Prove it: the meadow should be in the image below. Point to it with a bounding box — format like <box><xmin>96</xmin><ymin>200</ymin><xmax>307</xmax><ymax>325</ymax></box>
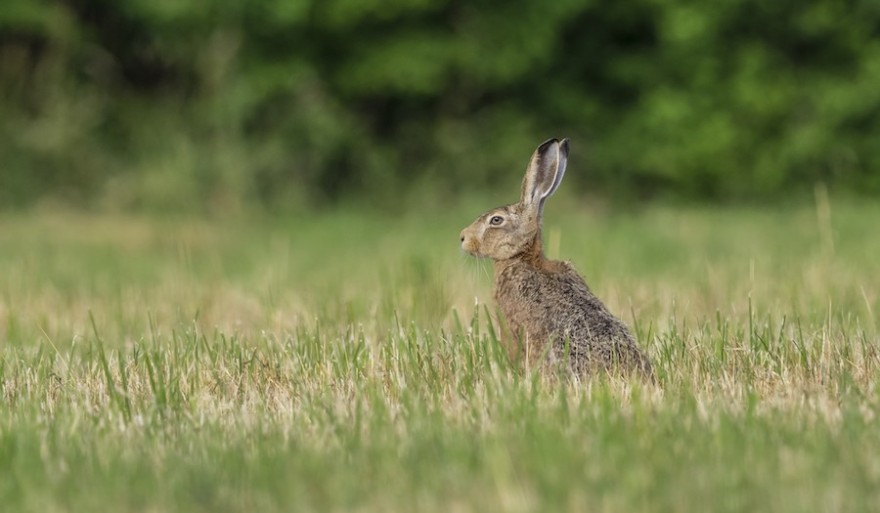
<box><xmin>1</xmin><ymin>196</ymin><xmax>879</xmax><ymax>512</ymax></box>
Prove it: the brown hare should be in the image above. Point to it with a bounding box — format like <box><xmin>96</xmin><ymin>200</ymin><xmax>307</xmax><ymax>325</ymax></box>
<box><xmin>460</xmin><ymin>138</ymin><xmax>653</xmax><ymax>378</ymax></box>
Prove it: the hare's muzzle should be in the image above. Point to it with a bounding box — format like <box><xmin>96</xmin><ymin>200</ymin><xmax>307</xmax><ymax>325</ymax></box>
<box><xmin>460</xmin><ymin>228</ymin><xmax>480</xmax><ymax>255</ymax></box>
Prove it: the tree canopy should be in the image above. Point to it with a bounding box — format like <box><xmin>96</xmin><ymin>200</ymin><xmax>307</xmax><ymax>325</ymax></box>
<box><xmin>2</xmin><ymin>0</ymin><xmax>878</xmax><ymax>209</ymax></box>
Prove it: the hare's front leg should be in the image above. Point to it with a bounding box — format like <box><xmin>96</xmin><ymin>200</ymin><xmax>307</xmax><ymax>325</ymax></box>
<box><xmin>494</xmin><ymin>312</ymin><xmax>526</xmax><ymax>369</ymax></box>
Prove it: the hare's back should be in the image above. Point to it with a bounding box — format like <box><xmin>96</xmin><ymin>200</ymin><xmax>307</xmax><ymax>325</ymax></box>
<box><xmin>544</xmin><ymin>267</ymin><xmax>630</xmax><ymax>341</ymax></box>
<box><xmin>497</xmin><ymin>260</ymin><xmax>651</xmax><ymax>375</ymax></box>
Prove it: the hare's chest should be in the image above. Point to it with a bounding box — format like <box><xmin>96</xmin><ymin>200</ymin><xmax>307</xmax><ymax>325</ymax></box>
<box><xmin>493</xmin><ymin>266</ymin><xmax>561</xmax><ymax>339</ymax></box>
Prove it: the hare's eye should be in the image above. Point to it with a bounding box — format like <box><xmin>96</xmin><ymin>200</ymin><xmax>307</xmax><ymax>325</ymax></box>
<box><xmin>489</xmin><ymin>215</ymin><xmax>504</xmax><ymax>226</ymax></box>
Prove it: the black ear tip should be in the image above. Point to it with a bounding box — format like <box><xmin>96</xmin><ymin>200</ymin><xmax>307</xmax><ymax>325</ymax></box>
<box><xmin>537</xmin><ymin>138</ymin><xmax>570</xmax><ymax>155</ymax></box>
<box><xmin>537</xmin><ymin>138</ymin><xmax>557</xmax><ymax>152</ymax></box>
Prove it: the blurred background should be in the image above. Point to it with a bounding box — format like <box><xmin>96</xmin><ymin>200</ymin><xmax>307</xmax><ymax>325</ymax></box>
<box><xmin>1</xmin><ymin>0</ymin><xmax>879</xmax><ymax>213</ymax></box>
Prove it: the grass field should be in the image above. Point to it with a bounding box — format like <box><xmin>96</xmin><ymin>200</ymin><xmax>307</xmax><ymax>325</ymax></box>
<box><xmin>1</xmin><ymin>196</ymin><xmax>879</xmax><ymax>512</ymax></box>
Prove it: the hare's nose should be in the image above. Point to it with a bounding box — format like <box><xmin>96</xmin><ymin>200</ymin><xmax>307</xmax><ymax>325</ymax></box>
<box><xmin>459</xmin><ymin>230</ymin><xmax>466</xmax><ymax>243</ymax></box>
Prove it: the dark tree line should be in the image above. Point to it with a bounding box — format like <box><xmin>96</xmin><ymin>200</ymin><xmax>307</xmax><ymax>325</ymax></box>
<box><xmin>2</xmin><ymin>0</ymin><xmax>879</xmax><ymax>209</ymax></box>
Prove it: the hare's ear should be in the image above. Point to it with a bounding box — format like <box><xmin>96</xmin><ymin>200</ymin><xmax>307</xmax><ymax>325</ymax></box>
<box><xmin>520</xmin><ymin>138</ymin><xmax>569</xmax><ymax>210</ymax></box>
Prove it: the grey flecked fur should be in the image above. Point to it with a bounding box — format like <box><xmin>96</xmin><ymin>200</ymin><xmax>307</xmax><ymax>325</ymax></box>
<box><xmin>460</xmin><ymin>138</ymin><xmax>653</xmax><ymax>378</ymax></box>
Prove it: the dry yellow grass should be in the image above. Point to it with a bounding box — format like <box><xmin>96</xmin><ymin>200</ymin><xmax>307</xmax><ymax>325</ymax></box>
<box><xmin>1</xmin><ymin>199</ymin><xmax>878</xmax><ymax>512</ymax></box>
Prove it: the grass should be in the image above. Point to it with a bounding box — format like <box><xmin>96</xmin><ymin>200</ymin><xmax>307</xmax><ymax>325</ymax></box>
<box><xmin>1</xmin><ymin>196</ymin><xmax>879</xmax><ymax>512</ymax></box>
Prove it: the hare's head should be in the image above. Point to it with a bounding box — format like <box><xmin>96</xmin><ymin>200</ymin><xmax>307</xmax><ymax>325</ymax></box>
<box><xmin>460</xmin><ymin>138</ymin><xmax>569</xmax><ymax>260</ymax></box>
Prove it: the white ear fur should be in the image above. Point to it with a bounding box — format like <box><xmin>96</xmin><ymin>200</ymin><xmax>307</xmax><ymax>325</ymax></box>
<box><xmin>521</xmin><ymin>138</ymin><xmax>569</xmax><ymax>209</ymax></box>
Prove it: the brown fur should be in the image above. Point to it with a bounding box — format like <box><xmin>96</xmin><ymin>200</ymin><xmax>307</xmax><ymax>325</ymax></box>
<box><xmin>460</xmin><ymin>139</ymin><xmax>653</xmax><ymax>378</ymax></box>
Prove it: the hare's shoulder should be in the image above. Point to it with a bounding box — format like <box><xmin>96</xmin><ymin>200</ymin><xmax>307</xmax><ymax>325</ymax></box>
<box><xmin>541</xmin><ymin>260</ymin><xmax>595</xmax><ymax>295</ymax></box>
<box><xmin>547</xmin><ymin>259</ymin><xmax>585</xmax><ymax>279</ymax></box>
<box><xmin>537</xmin><ymin>261</ymin><xmax>624</xmax><ymax>325</ymax></box>
<box><xmin>497</xmin><ymin>258</ymin><xmax>593</xmax><ymax>298</ymax></box>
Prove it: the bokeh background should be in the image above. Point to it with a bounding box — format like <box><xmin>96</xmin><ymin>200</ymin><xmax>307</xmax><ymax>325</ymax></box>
<box><xmin>2</xmin><ymin>0</ymin><xmax>879</xmax><ymax>212</ymax></box>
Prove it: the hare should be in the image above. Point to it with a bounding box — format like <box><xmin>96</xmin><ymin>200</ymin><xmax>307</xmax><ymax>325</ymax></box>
<box><xmin>460</xmin><ymin>138</ymin><xmax>653</xmax><ymax>378</ymax></box>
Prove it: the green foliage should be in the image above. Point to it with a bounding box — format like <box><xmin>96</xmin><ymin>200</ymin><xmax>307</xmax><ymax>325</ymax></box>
<box><xmin>1</xmin><ymin>0</ymin><xmax>879</xmax><ymax>210</ymax></box>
